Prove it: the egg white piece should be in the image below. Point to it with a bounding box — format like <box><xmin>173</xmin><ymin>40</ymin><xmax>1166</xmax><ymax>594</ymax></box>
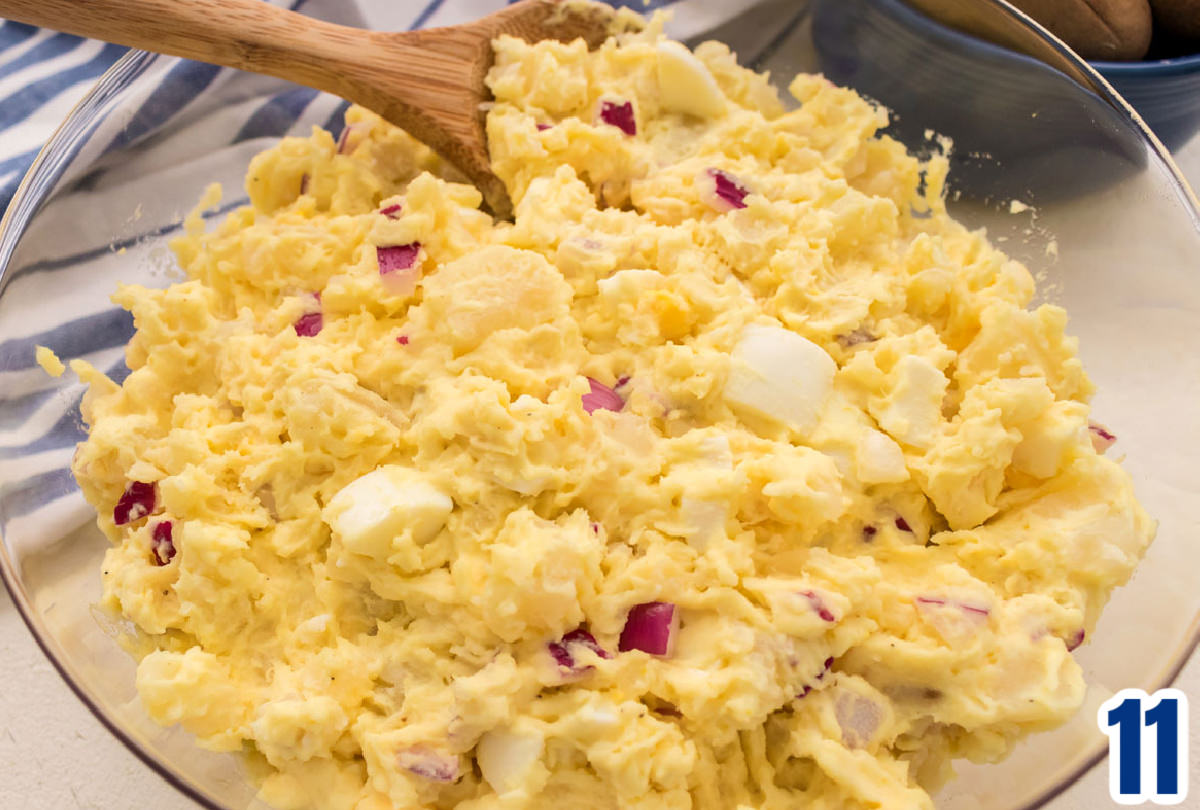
<box><xmin>724</xmin><ymin>324</ymin><xmax>836</xmax><ymax>433</ymax></box>
<box><xmin>323</xmin><ymin>465</ymin><xmax>452</xmax><ymax>560</ymax></box>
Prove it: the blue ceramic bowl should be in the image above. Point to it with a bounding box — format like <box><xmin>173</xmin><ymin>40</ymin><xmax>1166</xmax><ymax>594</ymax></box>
<box><xmin>808</xmin><ymin>0</ymin><xmax>1147</xmax><ymax>202</ymax></box>
<box><xmin>1092</xmin><ymin>54</ymin><xmax>1200</xmax><ymax>151</ymax></box>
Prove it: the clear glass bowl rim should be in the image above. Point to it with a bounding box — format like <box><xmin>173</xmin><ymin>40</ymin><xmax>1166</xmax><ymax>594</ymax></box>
<box><xmin>1</xmin><ymin>2</ymin><xmax>1198</xmax><ymax>809</ymax></box>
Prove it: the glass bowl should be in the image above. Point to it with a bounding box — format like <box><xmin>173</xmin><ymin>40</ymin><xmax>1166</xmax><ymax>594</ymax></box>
<box><xmin>2</xmin><ymin>2</ymin><xmax>1199</xmax><ymax>809</ymax></box>
<box><xmin>1091</xmin><ymin>53</ymin><xmax>1200</xmax><ymax>152</ymax></box>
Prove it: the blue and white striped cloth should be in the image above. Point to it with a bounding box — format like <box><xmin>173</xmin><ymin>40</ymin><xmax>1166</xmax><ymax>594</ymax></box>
<box><xmin>0</xmin><ymin>0</ymin><xmax>365</xmax><ymax>216</ymax></box>
<box><xmin>0</xmin><ymin>0</ymin><xmax>770</xmax><ymax>217</ymax></box>
<box><xmin>0</xmin><ymin>0</ymin><xmax>784</xmax><ymax>533</ymax></box>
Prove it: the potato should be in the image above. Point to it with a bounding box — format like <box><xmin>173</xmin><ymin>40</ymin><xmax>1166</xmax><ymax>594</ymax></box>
<box><xmin>1008</xmin><ymin>0</ymin><xmax>1153</xmax><ymax>60</ymax></box>
<box><xmin>1150</xmin><ymin>0</ymin><xmax>1200</xmax><ymax>40</ymax></box>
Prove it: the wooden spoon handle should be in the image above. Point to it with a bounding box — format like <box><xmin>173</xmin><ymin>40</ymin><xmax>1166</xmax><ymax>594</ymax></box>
<box><xmin>0</xmin><ymin>0</ymin><xmax>367</xmax><ymax>101</ymax></box>
<box><xmin>0</xmin><ymin>0</ymin><xmax>623</xmax><ymax>217</ymax></box>
<box><xmin>0</xmin><ymin>0</ymin><xmax>513</xmax><ymax>209</ymax></box>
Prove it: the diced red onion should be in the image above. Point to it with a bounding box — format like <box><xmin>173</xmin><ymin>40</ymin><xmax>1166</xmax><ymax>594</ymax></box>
<box><xmin>599</xmin><ymin>100</ymin><xmax>636</xmax><ymax>136</ymax></box>
<box><xmin>916</xmin><ymin>596</ymin><xmax>990</xmax><ymax>621</ymax></box>
<box><xmin>377</xmin><ymin>243</ymin><xmax>422</xmax><ymax>295</ymax></box>
<box><xmin>704</xmin><ymin>168</ymin><xmax>749</xmax><ymax>211</ymax></box>
<box><xmin>336</xmin><ymin>122</ymin><xmax>367</xmax><ymax>155</ymax></box>
<box><xmin>1088</xmin><ymin>421</ymin><xmax>1116</xmax><ymax>454</ymax></box>
<box><xmin>549</xmin><ymin>627</ymin><xmax>612</xmax><ymax>673</ymax></box>
<box><xmin>801</xmin><ymin>590</ymin><xmax>836</xmax><ymax>622</ymax></box>
<box><xmin>894</xmin><ymin>516</ymin><xmax>912</xmax><ymax>532</ymax></box>
<box><xmin>536</xmin><ymin>123</ymin><xmax>553</xmax><ymax>132</ymax></box>
<box><xmin>293</xmin><ymin>311</ymin><xmax>323</xmax><ymax>337</ymax></box>
<box><xmin>548</xmin><ymin>642</ymin><xmax>574</xmax><ymax>670</ymax></box>
<box><xmin>1066</xmin><ymin>628</ymin><xmax>1086</xmax><ymax>652</ymax></box>
<box><xmin>582</xmin><ymin>377</ymin><xmax>624</xmax><ymax>414</ymax></box>
<box><xmin>396</xmin><ymin>335</ymin><xmax>410</xmax><ymax>345</ymax></box>
<box><xmin>618</xmin><ymin>602</ymin><xmax>678</xmax><ymax>656</ymax></box>
<box><xmin>379</xmin><ymin>203</ymin><xmax>402</xmax><ymax>219</ymax></box>
<box><xmin>114</xmin><ymin>481</ymin><xmax>157</xmax><ymax>525</ymax></box>
<box><xmin>565</xmin><ymin>627</ymin><xmax>611</xmax><ymax>658</ymax></box>
<box><xmin>293</xmin><ymin>291</ymin><xmax>323</xmax><ymax>337</ymax></box>
<box><xmin>396</xmin><ymin>747</ymin><xmax>459</xmax><ymax>783</ymax></box>
<box><xmin>378</xmin><ymin>243</ymin><xmax>420</xmax><ymax>273</ymax></box>
<box><xmin>797</xmin><ymin>656</ymin><xmax>835</xmax><ymax>699</ymax></box>
<box><xmin>862</xmin><ymin>525</ymin><xmax>878</xmax><ymax>540</ymax></box>
<box><xmin>151</xmin><ymin>520</ymin><xmax>176</xmax><ymax>566</ymax></box>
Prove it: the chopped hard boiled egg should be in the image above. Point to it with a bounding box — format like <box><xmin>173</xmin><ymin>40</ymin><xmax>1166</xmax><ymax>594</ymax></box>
<box><xmin>724</xmin><ymin>323</ymin><xmax>836</xmax><ymax>433</ymax></box>
<box><xmin>322</xmin><ymin>465</ymin><xmax>452</xmax><ymax>560</ymax></box>
<box><xmin>856</xmin><ymin>429</ymin><xmax>910</xmax><ymax>484</ymax></box>
<box><xmin>476</xmin><ymin>726</ymin><xmax>546</xmax><ymax>796</ymax></box>
<box><xmin>656</xmin><ymin>40</ymin><xmax>727</xmax><ymax>118</ymax></box>
<box><xmin>870</xmin><ymin>354</ymin><xmax>948</xmax><ymax>448</ymax></box>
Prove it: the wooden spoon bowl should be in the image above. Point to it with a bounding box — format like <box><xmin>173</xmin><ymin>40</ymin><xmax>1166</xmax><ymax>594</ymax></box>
<box><xmin>0</xmin><ymin>0</ymin><xmax>631</xmax><ymax>217</ymax></box>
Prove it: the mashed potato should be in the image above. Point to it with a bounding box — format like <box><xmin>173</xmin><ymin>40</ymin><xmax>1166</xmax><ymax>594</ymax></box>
<box><xmin>68</xmin><ymin>15</ymin><xmax>1153</xmax><ymax>810</ymax></box>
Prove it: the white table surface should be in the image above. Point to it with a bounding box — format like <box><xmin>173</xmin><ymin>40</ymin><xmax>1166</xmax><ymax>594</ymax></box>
<box><xmin>3</xmin><ymin>3</ymin><xmax>1200</xmax><ymax>803</ymax></box>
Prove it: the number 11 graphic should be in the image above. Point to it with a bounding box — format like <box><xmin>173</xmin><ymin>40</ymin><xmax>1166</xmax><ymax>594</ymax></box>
<box><xmin>1099</xmin><ymin>688</ymin><xmax>1189</xmax><ymax>805</ymax></box>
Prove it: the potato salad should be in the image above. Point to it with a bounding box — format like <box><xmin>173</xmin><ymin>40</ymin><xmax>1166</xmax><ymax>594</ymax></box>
<box><xmin>62</xmin><ymin>13</ymin><xmax>1154</xmax><ymax>810</ymax></box>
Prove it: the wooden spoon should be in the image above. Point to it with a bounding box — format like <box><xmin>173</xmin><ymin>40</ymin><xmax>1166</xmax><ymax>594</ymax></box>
<box><xmin>0</xmin><ymin>0</ymin><xmax>628</xmax><ymax>218</ymax></box>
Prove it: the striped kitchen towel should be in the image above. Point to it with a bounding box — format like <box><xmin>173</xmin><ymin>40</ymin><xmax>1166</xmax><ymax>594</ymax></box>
<box><xmin>0</xmin><ymin>0</ymin><xmax>793</xmax><ymax>217</ymax></box>
<box><xmin>0</xmin><ymin>0</ymin><xmax>373</xmax><ymax>217</ymax></box>
<box><xmin>0</xmin><ymin>0</ymin><xmax>788</xmax><ymax>536</ymax></box>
